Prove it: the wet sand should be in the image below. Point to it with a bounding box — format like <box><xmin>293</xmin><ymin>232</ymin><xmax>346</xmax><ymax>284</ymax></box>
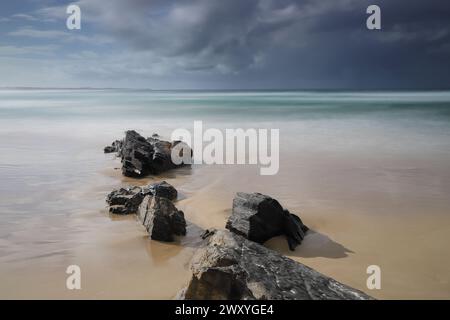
<box><xmin>3</xmin><ymin>148</ymin><xmax>450</xmax><ymax>299</ymax></box>
<box><xmin>175</xmin><ymin>158</ymin><xmax>450</xmax><ymax>300</ymax></box>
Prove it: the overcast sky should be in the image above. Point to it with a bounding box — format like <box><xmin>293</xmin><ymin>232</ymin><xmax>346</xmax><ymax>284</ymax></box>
<box><xmin>0</xmin><ymin>0</ymin><xmax>449</xmax><ymax>89</ymax></box>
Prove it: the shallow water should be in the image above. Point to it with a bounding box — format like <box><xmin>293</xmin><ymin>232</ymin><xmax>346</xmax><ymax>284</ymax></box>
<box><xmin>1</xmin><ymin>89</ymin><xmax>450</xmax><ymax>299</ymax></box>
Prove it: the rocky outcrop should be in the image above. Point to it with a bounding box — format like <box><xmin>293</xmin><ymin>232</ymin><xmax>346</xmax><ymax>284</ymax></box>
<box><xmin>120</xmin><ymin>130</ymin><xmax>157</xmax><ymax>177</ymax></box>
<box><xmin>106</xmin><ymin>181</ymin><xmax>177</xmax><ymax>214</ymax></box>
<box><xmin>226</xmin><ymin>192</ymin><xmax>308</xmax><ymax>251</ymax></box>
<box><xmin>138</xmin><ymin>196</ymin><xmax>186</xmax><ymax>242</ymax></box>
<box><xmin>106</xmin><ymin>181</ymin><xmax>186</xmax><ymax>241</ymax></box>
<box><xmin>104</xmin><ymin>130</ymin><xmax>191</xmax><ymax>177</ymax></box>
<box><xmin>180</xmin><ymin>230</ymin><xmax>373</xmax><ymax>300</ymax></box>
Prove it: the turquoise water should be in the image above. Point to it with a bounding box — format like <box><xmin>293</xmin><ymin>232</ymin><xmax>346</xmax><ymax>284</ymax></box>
<box><xmin>1</xmin><ymin>89</ymin><xmax>450</xmax><ymax>122</ymax></box>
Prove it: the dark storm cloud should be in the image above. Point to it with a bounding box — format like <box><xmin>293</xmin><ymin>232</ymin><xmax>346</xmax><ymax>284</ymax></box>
<box><xmin>30</xmin><ymin>0</ymin><xmax>450</xmax><ymax>88</ymax></box>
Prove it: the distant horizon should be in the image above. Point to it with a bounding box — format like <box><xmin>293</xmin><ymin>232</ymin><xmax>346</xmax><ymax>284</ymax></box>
<box><xmin>1</xmin><ymin>86</ymin><xmax>450</xmax><ymax>92</ymax></box>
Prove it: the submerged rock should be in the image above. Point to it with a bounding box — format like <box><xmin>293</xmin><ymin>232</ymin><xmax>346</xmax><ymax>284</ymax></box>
<box><xmin>105</xmin><ymin>130</ymin><xmax>191</xmax><ymax>177</ymax></box>
<box><xmin>181</xmin><ymin>230</ymin><xmax>373</xmax><ymax>300</ymax></box>
<box><xmin>138</xmin><ymin>195</ymin><xmax>186</xmax><ymax>242</ymax></box>
<box><xmin>106</xmin><ymin>181</ymin><xmax>178</xmax><ymax>214</ymax></box>
<box><xmin>226</xmin><ymin>192</ymin><xmax>308</xmax><ymax>251</ymax></box>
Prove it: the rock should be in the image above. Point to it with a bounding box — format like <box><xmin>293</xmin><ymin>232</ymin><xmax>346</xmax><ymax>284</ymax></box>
<box><xmin>142</xmin><ymin>181</ymin><xmax>177</xmax><ymax>201</ymax></box>
<box><xmin>105</xmin><ymin>130</ymin><xmax>191</xmax><ymax>177</ymax></box>
<box><xmin>181</xmin><ymin>230</ymin><xmax>373</xmax><ymax>300</ymax></box>
<box><xmin>226</xmin><ymin>192</ymin><xmax>308</xmax><ymax>251</ymax></box>
<box><xmin>200</xmin><ymin>228</ymin><xmax>217</xmax><ymax>240</ymax></box>
<box><xmin>120</xmin><ymin>130</ymin><xmax>156</xmax><ymax>177</ymax></box>
<box><xmin>106</xmin><ymin>186</ymin><xmax>149</xmax><ymax>215</ymax></box>
<box><xmin>106</xmin><ymin>181</ymin><xmax>179</xmax><ymax>215</ymax></box>
<box><xmin>104</xmin><ymin>146</ymin><xmax>116</xmax><ymax>153</ymax></box>
<box><xmin>104</xmin><ymin>140</ymin><xmax>122</xmax><ymax>154</ymax></box>
<box><xmin>138</xmin><ymin>196</ymin><xmax>186</xmax><ymax>242</ymax></box>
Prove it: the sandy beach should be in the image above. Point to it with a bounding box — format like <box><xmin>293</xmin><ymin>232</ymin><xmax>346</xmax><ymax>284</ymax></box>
<box><xmin>2</xmin><ymin>143</ymin><xmax>450</xmax><ymax>299</ymax></box>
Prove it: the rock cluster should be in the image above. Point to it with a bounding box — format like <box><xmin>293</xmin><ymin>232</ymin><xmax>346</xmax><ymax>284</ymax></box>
<box><xmin>226</xmin><ymin>192</ymin><xmax>308</xmax><ymax>251</ymax></box>
<box><xmin>106</xmin><ymin>180</ymin><xmax>178</xmax><ymax>215</ymax></box>
<box><xmin>106</xmin><ymin>181</ymin><xmax>186</xmax><ymax>242</ymax></box>
<box><xmin>104</xmin><ymin>130</ymin><xmax>191</xmax><ymax>177</ymax></box>
<box><xmin>103</xmin><ymin>134</ymin><xmax>372</xmax><ymax>300</ymax></box>
<box><xmin>180</xmin><ymin>230</ymin><xmax>373</xmax><ymax>300</ymax></box>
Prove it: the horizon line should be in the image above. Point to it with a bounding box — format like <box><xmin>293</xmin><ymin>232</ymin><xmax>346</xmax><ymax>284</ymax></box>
<box><xmin>1</xmin><ymin>86</ymin><xmax>450</xmax><ymax>92</ymax></box>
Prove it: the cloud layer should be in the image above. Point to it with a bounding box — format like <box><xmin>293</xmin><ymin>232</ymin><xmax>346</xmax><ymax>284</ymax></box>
<box><xmin>1</xmin><ymin>0</ymin><xmax>450</xmax><ymax>89</ymax></box>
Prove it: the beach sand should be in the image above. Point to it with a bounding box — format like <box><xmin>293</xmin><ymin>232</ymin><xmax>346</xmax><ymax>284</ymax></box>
<box><xmin>1</xmin><ymin>150</ymin><xmax>450</xmax><ymax>299</ymax></box>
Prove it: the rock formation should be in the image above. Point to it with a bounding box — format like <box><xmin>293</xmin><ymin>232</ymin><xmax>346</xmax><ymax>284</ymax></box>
<box><xmin>104</xmin><ymin>130</ymin><xmax>191</xmax><ymax>177</ymax></box>
<box><xmin>106</xmin><ymin>181</ymin><xmax>177</xmax><ymax>214</ymax></box>
<box><xmin>106</xmin><ymin>186</ymin><xmax>148</xmax><ymax>215</ymax></box>
<box><xmin>103</xmin><ymin>140</ymin><xmax>122</xmax><ymax>154</ymax></box>
<box><xmin>138</xmin><ymin>195</ymin><xmax>186</xmax><ymax>242</ymax></box>
<box><xmin>142</xmin><ymin>180</ymin><xmax>178</xmax><ymax>201</ymax></box>
<box><xmin>104</xmin><ymin>133</ymin><xmax>371</xmax><ymax>300</ymax></box>
<box><xmin>226</xmin><ymin>192</ymin><xmax>308</xmax><ymax>251</ymax></box>
<box><xmin>106</xmin><ymin>181</ymin><xmax>186</xmax><ymax>241</ymax></box>
<box><xmin>180</xmin><ymin>230</ymin><xmax>373</xmax><ymax>300</ymax></box>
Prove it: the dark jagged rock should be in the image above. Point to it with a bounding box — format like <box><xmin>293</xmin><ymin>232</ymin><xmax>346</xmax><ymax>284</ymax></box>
<box><xmin>104</xmin><ymin>146</ymin><xmax>115</xmax><ymax>153</ymax></box>
<box><xmin>180</xmin><ymin>230</ymin><xmax>373</xmax><ymax>300</ymax></box>
<box><xmin>106</xmin><ymin>186</ymin><xmax>150</xmax><ymax>215</ymax></box>
<box><xmin>148</xmin><ymin>138</ymin><xmax>173</xmax><ymax>173</ymax></box>
<box><xmin>138</xmin><ymin>195</ymin><xmax>186</xmax><ymax>242</ymax></box>
<box><xmin>142</xmin><ymin>181</ymin><xmax>178</xmax><ymax>201</ymax></box>
<box><xmin>104</xmin><ymin>130</ymin><xmax>191</xmax><ymax>177</ymax></box>
<box><xmin>200</xmin><ymin>228</ymin><xmax>217</xmax><ymax>240</ymax></box>
<box><xmin>106</xmin><ymin>181</ymin><xmax>178</xmax><ymax>214</ymax></box>
<box><xmin>226</xmin><ymin>192</ymin><xmax>308</xmax><ymax>251</ymax></box>
<box><xmin>104</xmin><ymin>140</ymin><xmax>122</xmax><ymax>154</ymax></box>
<box><xmin>120</xmin><ymin>130</ymin><xmax>155</xmax><ymax>177</ymax></box>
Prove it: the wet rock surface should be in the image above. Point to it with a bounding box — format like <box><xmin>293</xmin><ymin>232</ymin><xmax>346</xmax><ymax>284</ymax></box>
<box><xmin>104</xmin><ymin>140</ymin><xmax>122</xmax><ymax>154</ymax></box>
<box><xmin>138</xmin><ymin>195</ymin><xmax>186</xmax><ymax>242</ymax></box>
<box><xmin>104</xmin><ymin>130</ymin><xmax>190</xmax><ymax>178</ymax></box>
<box><xmin>142</xmin><ymin>180</ymin><xmax>178</xmax><ymax>201</ymax></box>
<box><xmin>106</xmin><ymin>186</ymin><xmax>149</xmax><ymax>215</ymax></box>
<box><xmin>200</xmin><ymin>228</ymin><xmax>217</xmax><ymax>240</ymax></box>
<box><xmin>180</xmin><ymin>230</ymin><xmax>373</xmax><ymax>300</ymax></box>
<box><xmin>226</xmin><ymin>192</ymin><xmax>309</xmax><ymax>251</ymax></box>
<box><xmin>106</xmin><ymin>181</ymin><xmax>186</xmax><ymax>241</ymax></box>
<box><xmin>106</xmin><ymin>181</ymin><xmax>177</xmax><ymax>214</ymax></box>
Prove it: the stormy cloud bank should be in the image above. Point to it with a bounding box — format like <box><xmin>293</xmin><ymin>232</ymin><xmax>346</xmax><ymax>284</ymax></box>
<box><xmin>1</xmin><ymin>0</ymin><xmax>449</xmax><ymax>89</ymax></box>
